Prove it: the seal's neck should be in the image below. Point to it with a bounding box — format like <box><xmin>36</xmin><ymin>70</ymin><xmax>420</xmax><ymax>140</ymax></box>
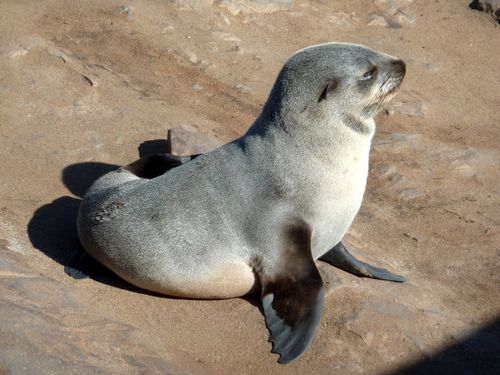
<box><xmin>246</xmin><ymin>106</ymin><xmax>375</xmax><ymax>149</ymax></box>
<box><xmin>339</xmin><ymin>111</ymin><xmax>376</xmax><ymax>137</ymax></box>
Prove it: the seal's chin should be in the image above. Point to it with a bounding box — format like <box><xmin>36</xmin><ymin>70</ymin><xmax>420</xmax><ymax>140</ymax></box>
<box><xmin>363</xmin><ymin>74</ymin><xmax>404</xmax><ymax>117</ymax></box>
<box><xmin>378</xmin><ymin>74</ymin><xmax>404</xmax><ymax>101</ymax></box>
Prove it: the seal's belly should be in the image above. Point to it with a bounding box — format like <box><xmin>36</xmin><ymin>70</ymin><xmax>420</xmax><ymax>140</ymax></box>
<box><xmin>118</xmin><ymin>260</ymin><xmax>258</xmax><ymax>300</ymax></box>
<box><xmin>192</xmin><ymin>262</ymin><xmax>258</xmax><ymax>298</ymax></box>
<box><xmin>148</xmin><ymin>262</ymin><xmax>258</xmax><ymax>299</ymax></box>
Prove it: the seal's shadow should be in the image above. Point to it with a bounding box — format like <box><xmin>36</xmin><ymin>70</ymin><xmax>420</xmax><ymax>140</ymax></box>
<box><xmin>27</xmin><ymin>162</ymin><xmax>137</xmax><ymax>290</ymax></box>
<box><xmin>27</xmin><ymin>139</ymin><xmax>174</xmax><ymax>295</ymax></box>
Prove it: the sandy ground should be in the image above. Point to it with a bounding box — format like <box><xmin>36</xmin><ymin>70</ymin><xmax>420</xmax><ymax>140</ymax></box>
<box><xmin>0</xmin><ymin>1</ymin><xmax>499</xmax><ymax>374</ymax></box>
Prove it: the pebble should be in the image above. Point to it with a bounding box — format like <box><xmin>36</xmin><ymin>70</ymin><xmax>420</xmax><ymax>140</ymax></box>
<box><xmin>172</xmin><ymin>0</ymin><xmax>214</xmax><ymax>11</ymax></box>
<box><xmin>368</xmin><ymin>14</ymin><xmax>390</xmax><ymax>27</ymax></box>
<box><xmin>211</xmin><ymin>30</ymin><xmax>241</xmax><ymax>43</ymax></box>
<box><xmin>8</xmin><ymin>47</ymin><xmax>29</xmax><ymax>58</ymax></box>
<box><xmin>234</xmin><ymin>83</ymin><xmax>254</xmax><ymax>95</ymax></box>
<box><xmin>469</xmin><ymin>0</ymin><xmax>500</xmax><ymax>24</ymax></box>
<box><xmin>115</xmin><ymin>5</ymin><xmax>135</xmax><ymax>20</ymax></box>
<box><xmin>47</xmin><ymin>46</ymin><xmax>71</xmax><ymax>63</ymax></box>
<box><xmin>374</xmin><ymin>0</ymin><xmax>413</xmax><ymax>15</ymax></box>
<box><xmin>387</xmin><ymin>99</ymin><xmax>426</xmax><ymax>117</ymax></box>
<box><xmin>373</xmin><ymin>164</ymin><xmax>397</xmax><ymax>178</ymax></box>
<box><xmin>328</xmin><ymin>12</ymin><xmax>355</xmax><ymax>27</ymax></box>
<box><xmin>397</xmin><ymin>189</ymin><xmax>424</xmax><ymax>200</ymax></box>
<box><xmin>6</xmin><ymin>37</ymin><xmax>71</xmax><ymax>62</ymax></box>
<box><xmin>218</xmin><ymin>0</ymin><xmax>294</xmax><ymax>15</ymax></box>
<box><xmin>451</xmin><ymin>160</ymin><xmax>477</xmax><ymax>178</ymax></box>
<box><xmin>64</xmin><ymin>266</ymin><xmax>88</xmax><ymax>279</ymax></box>
<box><xmin>389</xmin><ymin>173</ymin><xmax>409</xmax><ymax>187</ymax></box>
<box><xmin>185</xmin><ymin>50</ymin><xmax>200</xmax><ymax>65</ymax></box>
<box><xmin>370</xmin><ymin>0</ymin><xmax>416</xmax><ymax>28</ymax></box>
<box><xmin>392</xmin><ymin>9</ymin><xmax>416</xmax><ymax>26</ymax></box>
<box><xmin>162</xmin><ymin>24</ymin><xmax>175</xmax><ymax>33</ymax></box>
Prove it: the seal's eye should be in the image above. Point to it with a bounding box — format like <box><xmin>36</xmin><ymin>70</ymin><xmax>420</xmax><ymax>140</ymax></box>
<box><xmin>361</xmin><ymin>66</ymin><xmax>377</xmax><ymax>81</ymax></box>
<box><xmin>318</xmin><ymin>80</ymin><xmax>338</xmax><ymax>103</ymax></box>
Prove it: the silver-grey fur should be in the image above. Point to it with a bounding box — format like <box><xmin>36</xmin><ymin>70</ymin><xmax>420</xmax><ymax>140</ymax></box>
<box><xmin>77</xmin><ymin>42</ymin><xmax>406</xmax><ymax>362</ymax></box>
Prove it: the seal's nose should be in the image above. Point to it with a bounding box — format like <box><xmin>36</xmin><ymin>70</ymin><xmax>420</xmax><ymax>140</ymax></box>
<box><xmin>391</xmin><ymin>59</ymin><xmax>406</xmax><ymax>77</ymax></box>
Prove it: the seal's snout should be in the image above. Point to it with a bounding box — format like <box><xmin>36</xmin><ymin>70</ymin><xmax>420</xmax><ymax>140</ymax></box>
<box><xmin>391</xmin><ymin>59</ymin><xmax>406</xmax><ymax>78</ymax></box>
<box><xmin>371</xmin><ymin>57</ymin><xmax>406</xmax><ymax>108</ymax></box>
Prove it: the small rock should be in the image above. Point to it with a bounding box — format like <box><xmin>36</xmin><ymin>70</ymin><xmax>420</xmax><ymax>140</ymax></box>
<box><xmin>234</xmin><ymin>83</ymin><xmax>254</xmax><ymax>95</ymax></box>
<box><xmin>389</xmin><ymin>173</ymin><xmax>408</xmax><ymax>186</ymax></box>
<box><xmin>317</xmin><ymin>262</ymin><xmax>343</xmax><ymax>297</ymax></box>
<box><xmin>7</xmin><ymin>47</ymin><xmax>29</xmax><ymax>58</ymax></box>
<box><xmin>212</xmin><ymin>30</ymin><xmax>241</xmax><ymax>43</ymax></box>
<box><xmin>403</xmin><ymin>232</ymin><xmax>419</xmax><ymax>242</ymax></box>
<box><xmin>219</xmin><ymin>12</ymin><xmax>232</xmax><ymax>24</ymax></box>
<box><xmin>423</xmin><ymin>63</ymin><xmax>438</xmax><ymax>72</ymax></box>
<box><xmin>372</xmin><ymin>0</ymin><xmax>416</xmax><ymax>28</ymax></box>
<box><xmin>369</xmin><ymin>298</ymin><xmax>414</xmax><ymax>320</ymax></box>
<box><xmin>392</xmin><ymin>9</ymin><xmax>416</xmax><ymax>26</ymax></box>
<box><xmin>162</xmin><ymin>24</ymin><xmax>175</xmax><ymax>33</ymax></box>
<box><xmin>469</xmin><ymin>0</ymin><xmax>500</xmax><ymax>24</ymax></box>
<box><xmin>484</xmin><ymin>225</ymin><xmax>500</xmax><ymax>241</ymax></box>
<box><xmin>373</xmin><ymin>164</ymin><xmax>397</xmax><ymax>178</ymax></box>
<box><xmin>450</xmin><ymin>160</ymin><xmax>476</xmax><ymax>178</ymax></box>
<box><xmin>173</xmin><ymin>0</ymin><xmax>215</xmax><ymax>10</ymax></box>
<box><xmin>397</xmin><ymin>189</ymin><xmax>424</xmax><ymax>200</ymax></box>
<box><xmin>328</xmin><ymin>12</ymin><xmax>355</xmax><ymax>27</ymax></box>
<box><xmin>362</xmin><ymin>330</ymin><xmax>374</xmax><ymax>346</ymax></box>
<box><xmin>167</xmin><ymin>128</ymin><xmax>223</xmax><ymax>156</ymax></box>
<box><xmin>373</xmin><ymin>132</ymin><xmax>418</xmax><ymax>153</ymax></box>
<box><xmin>115</xmin><ymin>5</ymin><xmax>135</xmax><ymax>20</ymax></box>
<box><xmin>80</xmin><ymin>74</ymin><xmax>96</xmax><ymax>87</ymax></box>
<box><xmin>46</xmin><ymin>46</ymin><xmax>71</xmax><ymax>63</ymax></box>
<box><xmin>64</xmin><ymin>266</ymin><xmax>88</xmax><ymax>279</ymax></box>
<box><xmin>10</xmin><ymin>37</ymin><xmax>72</xmax><ymax>62</ymax></box>
<box><xmin>387</xmin><ymin>99</ymin><xmax>426</xmax><ymax>117</ymax></box>
<box><xmin>374</xmin><ymin>0</ymin><xmax>413</xmax><ymax>16</ymax></box>
<box><xmin>219</xmin><ymin>0</ymin><xmax>294</xmax><ymax>15</ymax></box>
<box><xmin>185</xmin><ymin>51</ymin><xmax>200</xmax><ymax>65</ymax></box>
<box><xmin>368</xmin><ymin>14</ymin><xmax>390</xmax><ymax>27</ymax></box>
<box><xmin>229</xmin><ymin>44</ymin><xmax>243</xmax><ymax>53</ymax></box>
<box><xmin>192</xmin><ymin>83</ymin><xmax>203</xmax><ymax>91</ymax></box>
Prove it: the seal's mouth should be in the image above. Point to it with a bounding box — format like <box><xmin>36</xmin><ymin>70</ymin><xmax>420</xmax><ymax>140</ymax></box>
<box><xmin>378</xmin><ymin>74</ymin><xmax>404</xmax><ymax>99</ymax></box>
<box><xmin>377</xmin><ymin>76</ymin><xmax>403</xmax><ymax>102</ymax></box>
<box><xmin>363</xmin><ymin>67</ymin><xmax>405</xmax><ymax>117</ymax></box>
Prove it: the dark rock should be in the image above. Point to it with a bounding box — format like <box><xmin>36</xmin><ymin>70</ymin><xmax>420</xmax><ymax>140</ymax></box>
<box><xmin>469</xmin><ymin>0</ymin><xmax>500</xmax><ymax>23</ymax></box>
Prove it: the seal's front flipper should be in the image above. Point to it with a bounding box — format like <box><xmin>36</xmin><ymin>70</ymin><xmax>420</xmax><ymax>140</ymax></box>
<box><xmin>259</xmin><ymin>222</ymin><xmax>324</xmax><ymax>364</ymax></box>
<box><xmin>121</xmin><ymin>153</ymin><xmax>200</xmax><ymax>179</ymax></box>
<box><xmin>320</xmin><ymin>241</ymin><xmax>405</xmax><ymax>282</ymax></box>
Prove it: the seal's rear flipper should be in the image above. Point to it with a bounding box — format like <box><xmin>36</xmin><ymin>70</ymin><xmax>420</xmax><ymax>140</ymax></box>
<box><xmin>121</xmin><ymin>153</ymin><xmax>200</xmax><ymax>179</ymax></box>
<box><xmin>259</xmin><ymin>222</ymin><xmax>324</xmax><ymax>364</ymax></box>
<box><xmin>320</xmin><ymin>241</ymin><xmax>405</xmax><ymax>282</ymax></box>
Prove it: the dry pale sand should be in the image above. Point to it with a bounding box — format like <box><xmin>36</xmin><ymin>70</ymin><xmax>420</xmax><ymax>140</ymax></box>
<box><xmin>0</xmin><ymin>1</ymin><xmax>499</xmax><ymax>374</ymax></box>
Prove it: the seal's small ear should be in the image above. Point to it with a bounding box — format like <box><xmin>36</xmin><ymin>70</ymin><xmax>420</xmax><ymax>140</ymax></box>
<box><xmin>318</xmin><ymin>80</ymin><xmax>338</xmax><ymax>102</ymax></box>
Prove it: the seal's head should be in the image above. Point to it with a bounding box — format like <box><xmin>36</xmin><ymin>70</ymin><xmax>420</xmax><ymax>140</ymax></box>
<box><xmin>261</xmin><ymin>43</ymin><xmax>405</xmax><ymax>135</ymax></box>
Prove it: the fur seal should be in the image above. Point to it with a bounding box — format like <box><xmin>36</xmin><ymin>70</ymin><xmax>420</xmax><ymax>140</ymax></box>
<box><xmin>77</xmin><ymin>42</ymin><xmax>406</xmax><ymax>364</ymax></box>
